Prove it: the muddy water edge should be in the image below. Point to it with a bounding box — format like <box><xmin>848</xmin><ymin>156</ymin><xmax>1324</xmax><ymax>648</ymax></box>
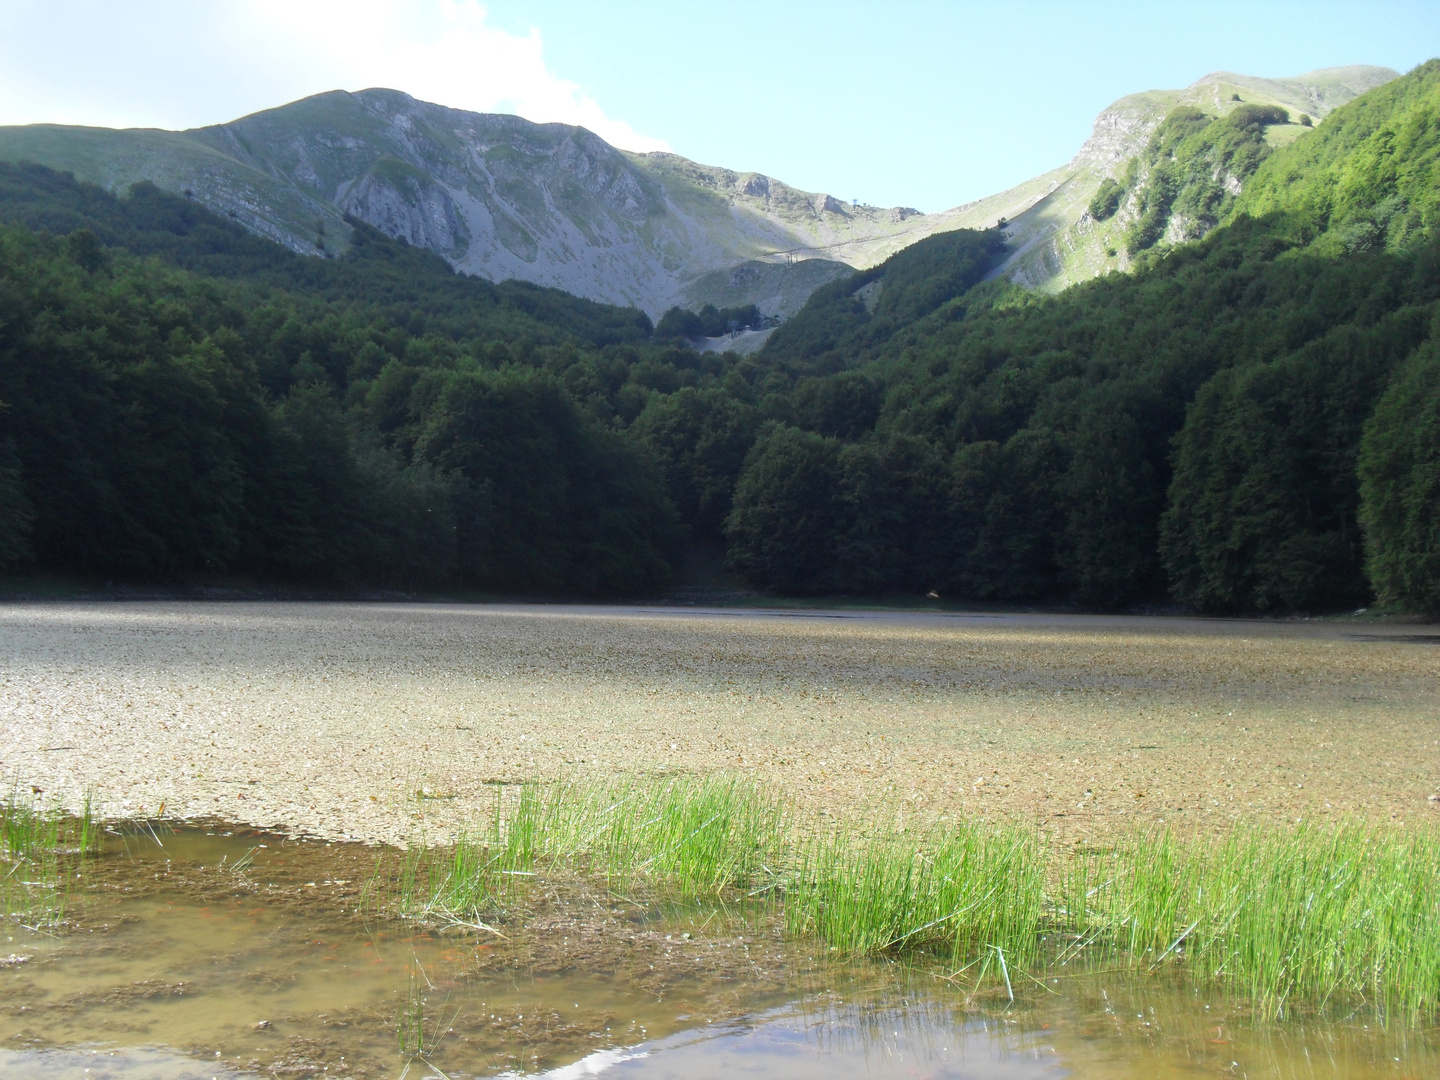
<box><xmin>0</xmin><ymin>826</ymin><xmax>1436</xmax><ymax>1079</ymax></box>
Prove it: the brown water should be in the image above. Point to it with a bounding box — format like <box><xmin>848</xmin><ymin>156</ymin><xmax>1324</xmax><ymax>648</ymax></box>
<box><xmin>0</xmin><ymin>829</ymin><xmax>1434</xmax><ymax>1079</ymax></box>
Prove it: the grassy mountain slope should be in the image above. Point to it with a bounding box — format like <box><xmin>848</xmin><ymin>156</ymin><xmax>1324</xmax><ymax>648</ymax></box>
<box><xmin>1233</xmin><ymin>59</ymin><xmax>1440</xmax><ymax>253</ymax></box>
<box><xmin>994</xmin><ymin>65</ymin><xmax>1398</xmax><ymax>290</ymax></box>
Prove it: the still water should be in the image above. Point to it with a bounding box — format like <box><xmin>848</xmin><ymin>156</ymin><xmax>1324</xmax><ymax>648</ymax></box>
<box><xmin>0</xmin><ymin>828</ymin><xmax>1432</xmax><ymax>1079</ymax></box>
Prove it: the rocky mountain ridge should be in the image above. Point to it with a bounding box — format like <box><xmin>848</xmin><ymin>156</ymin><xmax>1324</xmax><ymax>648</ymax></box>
<box><xmin>0</xmin><ymin>65</ymin><xmax>1399</xmax><ymax>315</ymax></box>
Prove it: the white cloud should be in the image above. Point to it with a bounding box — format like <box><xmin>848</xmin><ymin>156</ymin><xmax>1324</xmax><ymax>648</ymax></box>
<box><xmin>0</xmin><ymin>0</ymin><xmax>667</xmax><ymax>152</ymax></box>
<box><xmin>237</xmin><ymin>0</ymin><xmax>669</xmax><ymax>150</ymax></box>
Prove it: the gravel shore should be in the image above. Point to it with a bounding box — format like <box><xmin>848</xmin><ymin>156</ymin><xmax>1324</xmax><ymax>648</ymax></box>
<box><xmin>2</xmin><ymin>602</ymin><xmax>1436</xmax><ymax>845</ymax></box>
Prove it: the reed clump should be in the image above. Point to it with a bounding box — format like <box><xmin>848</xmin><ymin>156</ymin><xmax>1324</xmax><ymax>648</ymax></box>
<box><xmin>785</xmin><ymin>820</ymin><xmax>1044</xmax><ymax>962</ymax></box>
<box><xmin>389</xmin><ymin>775</ymin><xmax>787</xmax><ymax>923</ymax></box>
<box><xmin>0</xmin><ymin>787</ymin><xmax>99</xmax><ymax>924</ymax></box>
<box><xmin>1061</xmin><ymin>822</ymin><xmax>1440</xmax><ymax>1017</ymax></box>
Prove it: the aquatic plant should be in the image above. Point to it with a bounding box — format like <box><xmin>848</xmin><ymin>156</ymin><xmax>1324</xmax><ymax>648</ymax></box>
<box><xmin>784</xmin><ymin>819</ymin><xmax>1045</xmax><ymax>962</ymax></box>
<box><xmin>386</xmin><ymin>776</ymin><xmax>785</xmax><ymax>925</ymax></box>
<box><xmin>357</xmin><ymin>775</ymin><xmax>1440</xmax><ymax>1017</ymax></box>
<box><xmin>0</xmin><ymin>786</ymin><xmax>99</xmax><ymax>924</ymax></box>
<box><xmin>395</xmin><ymin>957</ymin><xmax>462</xmax><ymax>1080</ymax></box>
<box><xmin>1061</xmin><ymin>822</ymin><xmax>1440</xmax><ymax>1017</ymax></box>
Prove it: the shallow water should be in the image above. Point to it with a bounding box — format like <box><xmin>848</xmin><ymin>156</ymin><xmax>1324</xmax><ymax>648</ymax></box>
<box><xmin>0</xmin><ymin>829</ymin><xmax>1434</xmax><ymax>1079</ymax></box>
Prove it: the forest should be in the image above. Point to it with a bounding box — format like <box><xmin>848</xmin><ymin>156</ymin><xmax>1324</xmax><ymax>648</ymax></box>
<box><xmin>0</xmin><ymin>60</ymin><xmax>1437</xmax><ymax>612</ymax></box>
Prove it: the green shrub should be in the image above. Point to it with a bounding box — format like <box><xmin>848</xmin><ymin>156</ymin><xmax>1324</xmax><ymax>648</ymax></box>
<box><xmin>1088</xmin><ymin>177</ymin><xmax>1125</xmax><ymax>221</ymax></box>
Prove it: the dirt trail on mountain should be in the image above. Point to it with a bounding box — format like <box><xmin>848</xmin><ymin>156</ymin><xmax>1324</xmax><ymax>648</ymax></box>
<box><xmin>2</xmin><ymin>602</ymin><xmax>1436</xmax><ymax>845</ymax></box>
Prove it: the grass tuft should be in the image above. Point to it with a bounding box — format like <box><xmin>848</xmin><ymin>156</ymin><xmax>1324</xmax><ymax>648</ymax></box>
<box><xmin>386</xmin><ymin>776</ymin><xmax>786</xmax><ymax>924</ymax></box>
<box><xmin>785</xmin><ymin>819</ymin><xmax>1044</xmax><ymax>960</ymax></box>
<box><xmin>1063</xmin><ymin>823</ymin><xmax>1440</xmax><ymax>1017</ymax></box>
<box><xmin>0</xmin><ymin>785</ymin><xmax>101</xmax><ymax>924</ymax></box>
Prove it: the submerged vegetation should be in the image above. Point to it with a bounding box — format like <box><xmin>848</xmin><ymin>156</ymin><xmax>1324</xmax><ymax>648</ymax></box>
<box><xmin>357</xmin><ymin>776</ymin><xmax>1440</xmax><ymax>1021</ymax></box>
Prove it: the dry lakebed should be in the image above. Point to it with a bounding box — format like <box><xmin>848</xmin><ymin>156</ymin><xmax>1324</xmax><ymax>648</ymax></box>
<box><xmin>2</xmin><ymin>601</ymin><xmax>1436</xmax><ymax>844</ymax></box>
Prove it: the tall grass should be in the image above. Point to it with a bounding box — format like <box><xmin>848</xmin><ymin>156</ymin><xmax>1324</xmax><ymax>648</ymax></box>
<box><xmin>786</xmin><ymin>821</ymin><xmax>1044</xmax><ymax>962</ymax></box>
<box><xmin>392</xmin><ymin>776</ymin><xmax>787</xmax><ymax>923</ymax></box>
<box><xmin>521</xmin><ymin>775</ymin><xmax>785</xmax><ymax>889</ymax></box>
<box><xmin>0</xmin><ymin>787</ymin><xmax>99</xmax><ymax>924</ymax></box>
<box><xmin>363</xmin><ymin>775</ymin><xmax>1440</xmax><ymax>1017</ymax></box>
<box><xmin>1062</xmin><ymin>823</ymin><xmax>1440</xmax><ymax>1017</ymax></box>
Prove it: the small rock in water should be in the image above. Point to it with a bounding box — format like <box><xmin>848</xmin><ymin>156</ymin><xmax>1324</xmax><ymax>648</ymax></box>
<box><xmin>254</xmin><ymin>1020</ymin><xmax>272</xmax><ymax>1029</ymax></box>
<box><xmin>0</xmin><ymin>955</ymin><xmax>32</xmax><ymax>966</ymax></box>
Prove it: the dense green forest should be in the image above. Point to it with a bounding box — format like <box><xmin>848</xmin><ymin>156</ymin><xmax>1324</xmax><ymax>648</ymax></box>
<box><xmin>1</xmin><ymin>60</ymin><xmax>1437</xmax><ymax>610</ymax></box>
<box><xmin>726</xmin><ymin>61</ymin><xmax>1440</xmax><ymax>612</ymax></box>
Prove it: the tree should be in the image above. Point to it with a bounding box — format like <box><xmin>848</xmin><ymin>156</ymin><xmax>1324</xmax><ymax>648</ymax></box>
<box><xmin>64</xmin><ymin>228</ymin><xmax>108</xmax><ymax>274</ymax></box>
<box><xmin>725</xmin><ymin>426</ymin><xmax>845</xmax><ymax>593</ymax></box>
<box><xmin>1160</xmin><ymin>314</ymin><xmax>1418</xmax><ymax>611</ymax></box>
<box><xmin>413</xmin><ymin>367</ymin><xmax>677</xmax><ymax>594</ymax></box>
<box><xmin>630</xmin><ymin>387</ymin><xmax>758</xmax><ymax>542</ymax></box>
<box><xmin>1358</xmin><ymin>343</ymin><xmax>1440</xmax><ymax>611</ymax></box>
<box><xmin>0</xmin><ymin>436</ymin><xmax>33</xmax><ymax>566</ymax></box>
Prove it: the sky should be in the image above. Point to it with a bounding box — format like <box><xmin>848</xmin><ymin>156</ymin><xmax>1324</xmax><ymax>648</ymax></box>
<box><xmin>0</xmin><ymin>1</ymin><xmax>1436</xmax><ymax>212</ymax></box>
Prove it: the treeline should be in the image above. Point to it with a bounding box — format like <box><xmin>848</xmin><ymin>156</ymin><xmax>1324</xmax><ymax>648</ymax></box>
<box><xmin>2</xmin><ymin>60</ymin><xmax>1438</xmax><ymax>611</ymax></box>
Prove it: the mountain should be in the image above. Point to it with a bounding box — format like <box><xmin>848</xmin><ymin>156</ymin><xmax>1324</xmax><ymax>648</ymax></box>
<box><xmin>0</xmin><ymin>90</ymin><xmax>941</xmax><ymax>319</ymax></box>
<box><xmin>988</xmin><ymin>65</ymin><xmax>1399</xmax><ymax>290</ymax></box>
<box><xmin>0</xmin><ymin>67</ymin><xmax>1394</xmax><ymax>320</ymax></box>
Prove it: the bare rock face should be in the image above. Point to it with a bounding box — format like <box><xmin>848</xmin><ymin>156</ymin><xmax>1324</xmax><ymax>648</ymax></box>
<box><xmin>338</xmin><ymin>162</ymin><xmax>472</xmax><ymax>258</ymax></box>
<box><xmin>742</xmin><ymin>175</ymin><xmax>772</xmax><ymax>198</ymax></box>
<box><xmin>1074</xmin><ymin>104</ymin><xmax>1159</xmax><ymax>172</ymax></box>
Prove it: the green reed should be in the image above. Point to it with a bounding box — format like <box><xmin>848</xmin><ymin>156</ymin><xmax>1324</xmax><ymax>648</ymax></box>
<box><xmin>785</xmin><ymin>818</ymin><xmax>1045</xmax><ymax>962</ymax></box>
<box><xmin>524</xmin><ymin>775</ymin><xmax>785</xmax><ymax>890</ymax></box>
<box><xmin>395</xmin><ymin>776</ymin><xmax>785</xmax><ymax>923</ymax></box>
<box><xmin>363</xmin><ymin>774</ymin><xmax>1440</xmax><ymax>1017</ymax></box>
<box><xmin>0</xmin><ymin>787</ymin><xmax>99</xmax><ymax>925</ymax></box>
<box><xmin>1060</xmin><ymin>822</ymin><xmax>1440</xmax><ymax>1018</ymax></box>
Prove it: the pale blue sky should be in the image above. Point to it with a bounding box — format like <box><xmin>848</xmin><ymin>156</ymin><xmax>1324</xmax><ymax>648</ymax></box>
<box><xmin>0</xmin><ymin>1</ymin><xmax>1435</xmax><ymax>211</ymax></box>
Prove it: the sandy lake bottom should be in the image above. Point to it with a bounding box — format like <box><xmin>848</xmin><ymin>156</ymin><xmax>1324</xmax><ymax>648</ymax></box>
<box><xmin>1</xmin><ymin>601</ymin><xmax>1438</xmax><ymax>1076</ymax></box>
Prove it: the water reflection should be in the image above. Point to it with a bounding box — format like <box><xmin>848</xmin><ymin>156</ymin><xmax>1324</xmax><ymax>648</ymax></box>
<box><xmin>515</xmin><ymin>1007</ymin><xmax>1065</xmax><ymax>1080</ymax></box>
<box><xmin>0</xmin><ymin>1045</ymin><xmax>252</xmax><ymax>1078</ymax></box>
